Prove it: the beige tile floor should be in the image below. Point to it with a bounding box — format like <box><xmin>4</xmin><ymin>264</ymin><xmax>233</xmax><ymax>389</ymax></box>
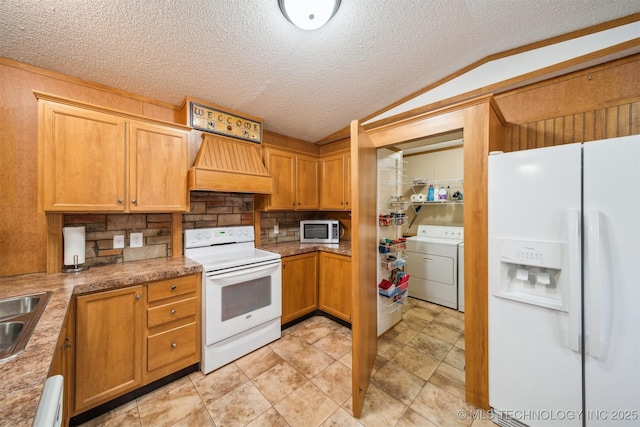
<box><xmin>79</xmin><ymin>298</ymin><xmax>496</xmax><ymax>427</ymax></box>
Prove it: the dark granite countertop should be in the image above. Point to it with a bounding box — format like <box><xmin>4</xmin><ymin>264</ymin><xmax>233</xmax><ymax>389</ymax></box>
<box><xmin>0</xmin><ymin>257</ymin><xmax>202</xmax><ymax>426</ymax></box>
<box><xmin>259</xmin><ymin>240</ymin><xmax>351</xmax><ymax>257</ymax></box>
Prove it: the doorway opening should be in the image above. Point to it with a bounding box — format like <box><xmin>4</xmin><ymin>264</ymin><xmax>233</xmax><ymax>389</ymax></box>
<box><xmin>373</xmin><ymin>129</ymin><xmax>467</xmax><ymax>407</ymax></box>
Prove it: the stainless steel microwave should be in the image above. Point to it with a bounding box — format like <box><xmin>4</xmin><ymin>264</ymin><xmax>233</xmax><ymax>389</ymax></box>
<box><xmin>300</xmin><ymin>220</ymin><xmax>339</xmax><ymax>244</ymax></box>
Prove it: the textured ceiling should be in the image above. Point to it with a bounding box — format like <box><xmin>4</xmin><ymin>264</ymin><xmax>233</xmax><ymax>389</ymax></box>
<box><xmin>1</xmin><ymin>1</ymin><xmax>638</xmax><ymax>142</ymax></box>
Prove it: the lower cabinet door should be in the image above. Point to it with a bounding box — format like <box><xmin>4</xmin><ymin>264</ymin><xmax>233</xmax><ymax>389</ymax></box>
<box><xmin>281</xmin><ymin>252</ymin><xmax>318</xmax><ymax>324</ymax></box>
<box><xmin>319</xmin><ymin>252</ymin><xmax>352</xmax><ymax>323</ymax></box>
<box><xmin>74</xmin><ymin>286</ymin><xmax>144</xmax><ymax>412</ymax></box>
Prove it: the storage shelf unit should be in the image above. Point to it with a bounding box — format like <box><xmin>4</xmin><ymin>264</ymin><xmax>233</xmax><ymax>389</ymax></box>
<box><xmin>377</xmin><ymin>149</ymin><xmax>407</xmax><ymax>335</ymax></box>
<box><xmin>408</xmin><ymin>179</ymin><xmax>463</xmax><ymax>230</ymax></box>
<box><xmin>410</xmin><ymin>179</ymin><xmax>464</xmax><ymax>204</ymax></box>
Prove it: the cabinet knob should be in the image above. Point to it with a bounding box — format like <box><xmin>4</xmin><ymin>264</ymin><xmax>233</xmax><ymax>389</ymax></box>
<box><xmin>131</xmin><ymin>199</ymin><xmax>137</xmax><ymax>204</ymax></box>
<box><xmin>171</xmin><ymin>342</ymin><xmax>177</xmax><ymax>348</ymax></box>
<box><xmin>118</xmin><ymin>198</ymin><xmax>124</xmax><ymax>204</ymax></box>
<box><xmin>340</xmin><ymin>201</ymin><xmax>344</xmax><ymax>205</ymax></box>
<box><xmin>135</xmin><ymin>294</ymin><xmax>141</xmax><ymax>301</ymax></box>
<box><xmin>170</xmin><ymin>309</ymin><xmax>176</xmax><ymax>315</ymax></box>
<box><xmin>171</xmin><ymin>285</ymin><xmax>177</xmax><ymax>290</ymax></box>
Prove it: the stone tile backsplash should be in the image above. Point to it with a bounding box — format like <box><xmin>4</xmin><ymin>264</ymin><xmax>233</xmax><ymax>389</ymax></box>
<box><xmin>64</xmin><ymin>192</ymin><xmax>254</xmax><ymax>268</ymax></box>
<box><xmin>259</xmin><ymin>211</ymin><xmax>318</xmax><ymax>245</ymax></box>
<box><xmin>64</xmin><ymin>189</ymin><xmax>344</xmax><ymax>268</ymax></box>
<box><xmin>183</xmin><ymin>192</ymin><xmax>254</xmax><ymax>230</ymax></box>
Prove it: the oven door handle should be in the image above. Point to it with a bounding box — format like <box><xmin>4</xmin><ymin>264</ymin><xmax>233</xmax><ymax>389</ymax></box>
<box><xmin>206</xmin><ymin>259</ymin><xmax>281</xmax><ymax>279</ymax></box>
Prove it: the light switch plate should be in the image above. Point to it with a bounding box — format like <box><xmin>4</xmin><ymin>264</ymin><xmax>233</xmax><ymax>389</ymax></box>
<box><xmin>113</xmin><ymin>235</ymin><xmax>125</xmax><ymax>249</ymax></box>
<box><xmin>130</xmin><ymin>232</ymin><xmax>143</xmax><ymax>248</ymax></box>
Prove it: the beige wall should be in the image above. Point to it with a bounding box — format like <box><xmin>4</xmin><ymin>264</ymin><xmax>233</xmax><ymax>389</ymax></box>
<box><xmin>402</xmin><ymin>146</ymin><xmax>464</xmax><ymax>232</ymax></box>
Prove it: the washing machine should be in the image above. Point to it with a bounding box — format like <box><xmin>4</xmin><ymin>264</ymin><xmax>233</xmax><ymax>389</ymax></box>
<box><xmin>406</xmin><ymin>225</ymin><xmax>463</xmax><ymax>310</ymax></box>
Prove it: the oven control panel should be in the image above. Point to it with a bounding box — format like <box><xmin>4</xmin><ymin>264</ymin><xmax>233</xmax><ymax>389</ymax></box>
<box><xmin>184</xmin><ymin>226</ymin><xmax>255</xmax><ymax>248</ymax></box>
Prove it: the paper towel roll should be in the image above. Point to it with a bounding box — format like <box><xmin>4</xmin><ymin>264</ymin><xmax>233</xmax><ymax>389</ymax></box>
<box><xmin>63</xmin><ymin>226</ymin><xmax>86</xmax><ymax>266</ymax></box>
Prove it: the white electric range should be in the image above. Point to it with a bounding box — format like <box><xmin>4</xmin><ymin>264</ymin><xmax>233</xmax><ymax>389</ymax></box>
<box><xmin>184</xmin><ymin>226</ymin><xmax>282</xmax><ymax>374</ymax></box>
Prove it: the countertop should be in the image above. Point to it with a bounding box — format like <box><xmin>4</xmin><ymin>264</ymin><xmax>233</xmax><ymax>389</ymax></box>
<box><xmin>259</xmin><ymin>240</ymin><xmax>351</xmax><ymax>257</ymax></box>
<box><xmin>0</xmin><ymin>257</ymin><xmax>202</xmax><ymax>427</ymax></box>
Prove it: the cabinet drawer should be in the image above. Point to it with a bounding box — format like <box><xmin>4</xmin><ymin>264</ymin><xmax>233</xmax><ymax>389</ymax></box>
<box><xmin>147</xmin><ymin>323</ymin><xmax>197</xmax><ymax>371</ymax></box>
<box><xmin>147</xmin><ymin>297</ymin><xmax>197</xmax><ymax>328</ymax></box>
<box><xmin>147</xmin><ymin>275</ymin><xmax>197</xmax><ymax>302</ymax></box>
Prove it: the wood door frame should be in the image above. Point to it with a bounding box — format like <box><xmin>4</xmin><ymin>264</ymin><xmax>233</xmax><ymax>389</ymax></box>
<box><xmin>354</xmin><ymin>95</ymin><xmax>506</xmax><ymax>410</ymax></box>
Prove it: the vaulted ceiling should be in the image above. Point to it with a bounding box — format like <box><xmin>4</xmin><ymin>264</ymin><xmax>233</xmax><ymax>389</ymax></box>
<box><xmin>1</xmin><ymin>1</ymin><xmax>638</xmax><ymax>142</ymax></box>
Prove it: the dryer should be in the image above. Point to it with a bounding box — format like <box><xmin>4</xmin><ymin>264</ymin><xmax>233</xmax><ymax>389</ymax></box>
<box><xmin>406</xmin><ymin>225</ymin><xmax>463</xmax><ymax>310</ymax></box>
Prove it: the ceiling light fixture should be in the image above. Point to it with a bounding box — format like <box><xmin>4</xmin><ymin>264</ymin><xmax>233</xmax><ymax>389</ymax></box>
<box><xmin>278</xmin><ymin>0</ymin><xmax>341</xmax><ymax>30</ymax></box>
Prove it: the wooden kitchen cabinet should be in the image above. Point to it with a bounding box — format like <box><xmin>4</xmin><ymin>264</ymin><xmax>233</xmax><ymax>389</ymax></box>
<box><xmin>39</xmin><ymin>101</ymin><xmax>126</xmax><ymax>212</ymax></box>
<box><xmin>71</xmin><ymin>273</ymin><xmax>200</xmax><ymax>416</ymax></box>
<box><xmin>281</xmin><ymin>252</ymin><xmax>318</xmax><ymax>324</ymax></box>
<box><xmin>145</xmin><ymin>274</ymin><xmax>200</xmax><ymax>383</ymax></box>
<box><xmin>74</xmin><ymin>285</ymin><xmax>144</xmax><ymax>413</ymax></box>
<box><xmin>127</xmin><ymin>120</ymin><xmax>189</xmax><ymax>212</ymax></box>
<box><xmin>320</xmin><ymin>152</ymin><xmax>351</xmax><ymax>210</ymax></box>
<box><xmin>37</xmin><ymin>93</ymin><xmax>189</xmax><ymax>212</ymax></box>
<box><xmin>264</xmin><ymin>147</ymin><xmax>319</xmax><ymax>210</ymax></box>
<box><xmin>319</xmin><ymin>252</ymin><xmax>352</xmax><ymax>323</ymax></box>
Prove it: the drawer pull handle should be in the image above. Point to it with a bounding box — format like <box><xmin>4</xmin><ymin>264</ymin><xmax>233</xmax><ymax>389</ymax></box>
<box><xmin>171</xmin><ymin>285</ymin><xmax>177</xmax><ymax>290</ymax></box>
<box><xmin>171</xmin><ymin>342</ymin><xmax>177</xmax><ymax>348</ymax></box>
<box><xmin>135</xmin><ymin>294</ymin><xmax>141</xmax><ymax>301</ymax></box>
<box><xmin>170</xmin><ymin>309</ymin><xmax>176</xmax><ymax>315</ymax></box>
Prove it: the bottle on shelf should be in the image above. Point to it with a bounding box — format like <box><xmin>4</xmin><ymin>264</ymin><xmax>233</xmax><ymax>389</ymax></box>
<box><xmin>427</xmin><ymin>185</ymin><xmax>434</xmax><ymax>201</ymax></box>
<box><xmin>438</xmin><ymin>186</ymin><xmax>447</xmax><ymax>200</ymax></box>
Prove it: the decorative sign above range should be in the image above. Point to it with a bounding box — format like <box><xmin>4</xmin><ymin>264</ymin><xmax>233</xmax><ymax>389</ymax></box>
<box><xmin>189</xmin><ymin>101</ymin><xmax>262</xmax><ymax>144</ymax></box>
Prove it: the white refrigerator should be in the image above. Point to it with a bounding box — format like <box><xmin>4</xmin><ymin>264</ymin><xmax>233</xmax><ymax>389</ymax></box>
<box><xmin>488</xmin><ymin>135</ymin><xmax>639</xmax><ymax>427</ymax></box>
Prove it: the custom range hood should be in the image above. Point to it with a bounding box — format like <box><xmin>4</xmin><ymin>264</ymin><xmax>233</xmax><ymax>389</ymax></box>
<box><xmin>188</xmin><ymin>134</ymin><xmax>273</xmax><ymax>194</ymax></box>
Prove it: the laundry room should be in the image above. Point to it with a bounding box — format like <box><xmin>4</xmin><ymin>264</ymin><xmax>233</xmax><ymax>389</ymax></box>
<box><xmin>376</xmin><ymin>129</ymin><xmax>466</xmax><ymax>339</ymax></box>
<box><xmin>401</xmin><ymin>130</ymin><xmax>464</xmax><ymax>232</ymax></box>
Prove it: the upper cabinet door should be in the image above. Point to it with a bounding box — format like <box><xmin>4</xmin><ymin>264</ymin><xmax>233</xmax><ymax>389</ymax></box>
<box><xmin>265</xmin><ymin>148</ymin><xmax>296</xmax><ymax>209</ymax></box>
<box><xmin>38</xmin><ymin>96</ymin><xmax>190</xmax><ymax>213</ymax></box>
<box><xmin>320</xmin><ymin>153</ymin><xmax>351</xmax><ymax>210</ymax></box>
<box><xmin>264</xmin><ymin>148</ymin><xmax>319</xmax><ymax>210</ymax></box>
<box><xmin>128</xmin><ymin>121</ymin><xmax>189</xmax><ymax>212</ymax></box>
<box><xmin>344</xmin><ymin>153</ymin><xmax>351</xmax><ymax>209</ymax></box>
<box><xmin>295</xmin><ymin>154</ymin><xmax>319</xmax><ymax>210</ymax></box>
<box><xmin>40</xmin><ymin>101</ymin><xmax>126</xmax><ymax>211</ymax></box>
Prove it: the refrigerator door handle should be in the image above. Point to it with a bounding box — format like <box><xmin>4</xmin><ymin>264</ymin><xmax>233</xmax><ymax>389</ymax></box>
<box><xmin>565</xmin><ymin>209</ymin><xmax>582</xmax><ymax>352</ymax></box>
<box><xmin>584</xmin><ymin>209</ymin><xmax>612</xmax><ymax>360</ymax></box>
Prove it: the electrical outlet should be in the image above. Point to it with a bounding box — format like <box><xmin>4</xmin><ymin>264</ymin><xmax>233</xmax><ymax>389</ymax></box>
<box><xmin>274</xmin><ymin>224</ymin><xmax>279</xmax><ymax>235</ymax></box>
<box><xmin>113</xmin><ymin>235</ymin><xmax>125</xmax><ymax>249</ymax></box>
<box><xmin>130</xmin><ymin>232</ymin><xmax>143</xmax><ymax>248</ymax></box>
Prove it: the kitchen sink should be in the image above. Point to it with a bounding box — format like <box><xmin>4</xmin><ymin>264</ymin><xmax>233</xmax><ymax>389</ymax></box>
<box><xmin>0</xmin><ymin>291</ymin><xmax>52</xmax><ymax>361</ymax></box>
<box><xmin>0</xmin><ymin>295</ymin><xmax>42</xmax><ymax>322</ymax></box>
<box><xmin>0</xmin><ymin>322</ymin><xmax>25</xmax><ymax>352</ymax></box>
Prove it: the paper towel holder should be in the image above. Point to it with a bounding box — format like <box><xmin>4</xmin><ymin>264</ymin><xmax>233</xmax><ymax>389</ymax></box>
<box><xmin>63</xmin><ymin>254</ymin><xmax>89</xmax><ymax>273</ymax></box>
<box><xmin>62</xmin><ymin>226</ymin><xmax>89</xmax><ymax>273</ymax></box>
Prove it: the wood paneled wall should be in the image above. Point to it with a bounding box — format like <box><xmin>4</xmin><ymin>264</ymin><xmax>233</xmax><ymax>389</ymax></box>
<box><xmin>0</xmin><ymin>58</ymin><xmax>180</xmax><ymax>277</ymax></box>
<box><xmin>497</xmin><ymin>56</ymin><xmax>640</xmax><ymax>151</ymax></box>
<box><xmin>504</xmin><ymin>101</ymin><xmax>640</xmax><ymax>151</ymax></box>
